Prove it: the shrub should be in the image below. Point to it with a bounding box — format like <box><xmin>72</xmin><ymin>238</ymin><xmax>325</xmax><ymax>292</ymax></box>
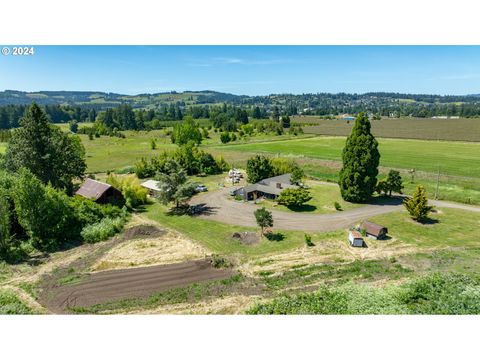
<box><xmin>403</xmin><ymin>185</ymin><xmax>433</xmax><ymax>222</ymax></box>
<box><xmin>304</xmin><ymin>234</ymin><xmax>314</xmax><ymax>247</ymax></box>
<box><xmin>277</xmin><ymin>188</ymin><xmax>312</xmax><ymax>207</ymax></box>
<box><xmin>334</xmin><ymin>202</ymin><xmax>342</xmax><ymax>211</ymax></box>
<box><xmin>209</xmin><ymin>254</ymin><xmax>232</xmax><ymax>268</ymax></box>
<box><xmin>106</xmin><ymin>174</ymin><xmax>148</xmax><ymax>209</ymax></box>
<box><xmin>220</xmin><ymin>132</ymin><xmax>231</xmax><ymax>144</ymax></box>
<box><xmin>81</xmin><ymin>215</ymin><xmax>127</xmax><ymax>243</ymax></box>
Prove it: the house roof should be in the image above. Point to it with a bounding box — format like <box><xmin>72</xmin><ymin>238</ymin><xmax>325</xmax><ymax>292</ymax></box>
<box><xmin>241</xmin><ymin>183</ymin><xmax>284</xmax><ymax>196</ymax></box>
<box><xmin>361</xmin><ymin>221</ymin><xmax>387</xmax><ymax>237</ymax></box>
<box><xmin>76</xmin><ymin>178</ymin><xmax>112</xmax><ymax>200</ymax></box>
<box><xmin>259</xmin><ymin>173</ymin><xmax>292</xmax><ymax>186</ymax></box>
<box><xmin>141</xmin><ymin>179</ymin><xmax>161</xmax><ymax>192</ymax></box>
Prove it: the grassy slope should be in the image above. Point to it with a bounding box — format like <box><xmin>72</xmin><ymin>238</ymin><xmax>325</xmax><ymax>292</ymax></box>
<box><xmin>215</xmin><ymin>136</ymin><xmax>480</xmax><ymax>178</ymax></box>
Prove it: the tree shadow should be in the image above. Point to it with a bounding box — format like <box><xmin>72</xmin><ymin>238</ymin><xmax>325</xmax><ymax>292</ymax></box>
<box><xmin>417</xmin><ymin>217</ymin><xmax>440</xmax><ymax>225</ymax></box>
<box><xmin>285</xmin><ymin>204</ymin><xmax>317</xmax><ymax>213</ymax></box>
<box><xmin>188</xmin><ymin>203</ymin><xmax>219</xmax><ymax>217</ymax></box>
<box><xmin>265</xmin><ymin>232</ymin><xmax>285</xmax><ymax>242</ymax></box>
<box><xmin>366</xmin><ymin>195</ymin><xmax>405</xmax><ymax>206</ymax></box>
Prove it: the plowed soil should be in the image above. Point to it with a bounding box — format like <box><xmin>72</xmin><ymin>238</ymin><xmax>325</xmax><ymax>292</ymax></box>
<box><xmin>39</xmin><ymin>259</ymin><xmax>233</xmax><ymax>313</ymax></box>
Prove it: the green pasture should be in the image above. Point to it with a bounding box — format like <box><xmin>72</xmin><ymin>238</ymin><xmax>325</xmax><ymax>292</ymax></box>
<box><xmin>216</xmin><ymin>136</ymin><xmax>480</xmax><ymax>178</ymax></box>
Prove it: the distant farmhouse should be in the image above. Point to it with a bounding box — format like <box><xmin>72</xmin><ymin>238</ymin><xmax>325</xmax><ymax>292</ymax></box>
<box><xmin>76</xmin><ymin>178</ymin><xmax>124</xmax><ymax>205</ymax></box>
<box><xmin>233</xmin><ymin>173</ymin><xmax>297</xmax><ymax>201</ymax></box>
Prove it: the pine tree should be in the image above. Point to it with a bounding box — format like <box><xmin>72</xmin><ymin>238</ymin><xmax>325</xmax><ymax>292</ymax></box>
<box><xmin>338</xmin><ymin>112</ymin><xmax>380</xmax><ymax>202</ymax></box>
<box><xmin>403</xmin><ymin>185</ymin><xmax>433</xmax><ymax>222</ymax></box>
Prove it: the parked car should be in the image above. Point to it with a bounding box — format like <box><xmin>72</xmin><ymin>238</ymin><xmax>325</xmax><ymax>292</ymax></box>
<box><xmin>196</xmin><ymin>184</ymin><xmax>208</xmax><ymax>192</ymax></box>
<box><xmin>229</xmin><ymin>188</ymin><xmax>237</xmax><ymax>196</ymax></box>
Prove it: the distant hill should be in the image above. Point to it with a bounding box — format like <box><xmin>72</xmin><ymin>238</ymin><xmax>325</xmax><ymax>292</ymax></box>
<box><xmin>0</xmin><ymin>90</ymin><xmax>246</xmax><ymax>109</ymax></box>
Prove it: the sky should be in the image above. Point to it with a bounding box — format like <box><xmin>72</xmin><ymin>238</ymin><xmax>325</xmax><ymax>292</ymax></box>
<box><xmin>1</xmin><ymin>46</ymin><xmax>480</xmax><ymax>96</ymax></box>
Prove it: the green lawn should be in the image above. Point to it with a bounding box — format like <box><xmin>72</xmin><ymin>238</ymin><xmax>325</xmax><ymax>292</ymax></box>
<box><xmin>215</xmin><ymin>136</ymin><xmax>480</xmax><ymax>178</ymax></box>
<box><xmin>369</xmin><ymin>208</ymin><xmax>480</xmax><ymax>248</ymax></box>
<box><xmin>143</xmin><ymin>202</ymin><xmax>342</xmax><ymax>257</ymax></box>
<box><xmin>80</xmin><ymin>130</ymin><xmax>175</xmax><ymax>173</ymax></box>
<box><xmin>255</xmin><ymin>181</ymin><xmax>362</xmax><ymax>214</ymax></box>
<box><xmin>0</xmin><ymin>143</ymin><xmax>5</xmax><ymax>154</ymax></box>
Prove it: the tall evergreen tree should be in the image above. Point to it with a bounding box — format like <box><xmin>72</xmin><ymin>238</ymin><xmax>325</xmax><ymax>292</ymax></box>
<box><xmin>338</xmin><ymin>112</ymin><xmax>380</xmax><ymax>202</ymax></box>
<box><xmin>5</xmin><ymin>103</ymin><xmax>86</xmax><ymax>192</ymax></box>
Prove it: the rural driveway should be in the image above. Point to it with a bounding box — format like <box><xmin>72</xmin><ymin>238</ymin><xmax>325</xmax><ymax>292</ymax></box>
<box><xmin>190</xmin><ymin>186</ymin><xmax>480</xmax><ymax>232</ymax></box>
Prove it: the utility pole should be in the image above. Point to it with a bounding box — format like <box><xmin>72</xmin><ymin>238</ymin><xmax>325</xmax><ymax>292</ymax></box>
<box><xmin>434</xmin><ymin>165</ymin><xmax>440</xmax><ymax>200</ymax></box>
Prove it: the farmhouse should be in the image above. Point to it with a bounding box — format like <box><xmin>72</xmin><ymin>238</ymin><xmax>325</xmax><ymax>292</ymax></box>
<box><xmin>76</xmin><ymin>178</ymin><xmax>124</xmax><ymax>205</ymax></box>
<box><xmin>141</xmin><ymin>179</ymin><xmax>161</xmax><ymax>196</ymax></box>
<box><xmin>361</xmin><ymin>221</ymin><xmax>388</xmax><ymax>240</ymax></box>
<box><xmin>348</xmin><ymin>230</ymin><xmax>364</xmax><ymax>247</ymax></box>
<box><xmin>233</xmin><ymin>173</ymin><xmax>297</xmax><ymax>201</ymax></box>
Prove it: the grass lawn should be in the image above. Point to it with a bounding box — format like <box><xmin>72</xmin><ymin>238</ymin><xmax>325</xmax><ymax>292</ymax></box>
<box><xmin>79</xmin><ymin>130</ymin><xmax>176</xmax><ymax>173</ymax></box>
<box><xmin>0</xmin><ymin>142</ymin><xmax>5</xmax><ymax>154</ymax></box>
<box><xmin>255</xmin><ymin>181</ymin><xmax>362</xmax><ymax>214</ymax></box>
<box><xmin>369</xmin><ymin>208</ymin><xmax>480</xmax><ymax>248</ymax></box>
<box><xmin>215</xmin><ymin>136</ymin><xmax>480</xmax><ymax>178</ymax></box>
<box><xmin>142</xmin><ymin>202</ymin><xmax>343</xmax><ymax>257</ymax></box>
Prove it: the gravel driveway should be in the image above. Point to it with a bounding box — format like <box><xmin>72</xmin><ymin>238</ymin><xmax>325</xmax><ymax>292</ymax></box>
<box><xmin>190</xmin><ymin>187</ymin><xmax>480</xmax><ymax>232</ymax></box>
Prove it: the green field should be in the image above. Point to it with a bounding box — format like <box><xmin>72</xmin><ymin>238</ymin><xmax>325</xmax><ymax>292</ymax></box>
<box><xmin>215</xmin><ymin>136</ymin><xmax>480</xmax><ymax>178</ymax></box>
<box><xmin>79</xmin><ymin>131</ymin><xmax>175</xmax><ymax>173</ymax></box>
<box><xmin>0</xmin><ymin>143</ymin><xmax>5</xmax><ymax>154</ymax></box>
<box><xmin>292</xmin><ymin>116</ymin><xmax>480</xmax><ymax>142</ymax></box>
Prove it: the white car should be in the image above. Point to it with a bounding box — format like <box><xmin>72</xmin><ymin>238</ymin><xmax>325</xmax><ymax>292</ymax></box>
<box><xmin>196</xmin><ymin>185</ymin><xmax>208</xmax><ymax>192</ymax></box>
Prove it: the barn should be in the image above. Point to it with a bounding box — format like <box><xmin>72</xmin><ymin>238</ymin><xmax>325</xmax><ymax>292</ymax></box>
<box><xmin>361</xmin><ymin>221</ymin><xmax>388</xmax><ymax>240</ymax></box>
<box><xmin>348</xmin><ymin>230</ymin><xmax>364</xmax><ymax>247</ymax></box>
<box><xmin>76</xmin><ymin>178</ymin><xmax>125</xmax><ymax>205</ymax></box>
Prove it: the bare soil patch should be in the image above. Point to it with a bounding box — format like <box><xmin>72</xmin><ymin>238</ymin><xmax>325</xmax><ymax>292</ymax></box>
<box><xmin>232</xmin><ymin>232</ymin><xmax>260</xmax><ymax>245</ymax></box>
<box><xmin>39</xmin><ymin>259</ymin><xmax>234</xmax><ymax>313</ymax></box>
<box><xmin>120</xmin><ymin>224</ymin><xmax>166</xmax><ymax>240</ymax></box>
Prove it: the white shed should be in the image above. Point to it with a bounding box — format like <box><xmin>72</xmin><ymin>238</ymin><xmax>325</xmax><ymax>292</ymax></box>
<box><xmin>348</xmin><ymin>230</ymin><xmax>364</xmax><ymax>247</ymax></box>
<box><xmin>141</xmin><ymin>179</ymin><xmax>161</xmax><ymax>196</ymax></box>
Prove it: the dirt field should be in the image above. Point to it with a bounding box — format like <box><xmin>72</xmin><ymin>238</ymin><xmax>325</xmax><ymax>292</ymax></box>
<box><xmin>39</xmin><ymin>259</ymin><xmax>233</xmax><ymax>313</ymax></box>
<box><xmin>92</xmin><ymin>220</ymin><xmax>208</xmax><ymax>272</ymax></box>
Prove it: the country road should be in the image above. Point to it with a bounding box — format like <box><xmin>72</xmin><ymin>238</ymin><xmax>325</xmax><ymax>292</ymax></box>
<box><xmin>190</xmin><ymin>186</ymin><xmax>480</xmax><ymax>232</ymax></box>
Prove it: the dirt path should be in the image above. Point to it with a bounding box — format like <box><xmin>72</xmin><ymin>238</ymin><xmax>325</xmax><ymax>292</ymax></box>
<box><xmin>190</xmin><ymin>187</ymin><xmax>480</xmax><ymax>231</ymax></box>
<box><xmin>39</xmin><ymin>259</ymin><xmax>233</xmax><ymax>313</ymax></box>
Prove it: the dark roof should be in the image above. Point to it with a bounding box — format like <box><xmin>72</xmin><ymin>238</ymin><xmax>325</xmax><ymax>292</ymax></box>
<box><xmin>76</xmin><ymin>178</ymin><xmax>112</xmax><ymax>200</ymax></box>
<box><xmin>259</xmin><ymin>173</ymin><xmax>292</xmax><ymax>186</ymax></box>
<box><xmin>361</xmin><ymin>221</ymin><xmax>388</xmax><ymax>237</ymax></box>
<box><xmin>240</xmin><ymin>183</ymin><xmax>284</xmax><ymax>196</ymax></box>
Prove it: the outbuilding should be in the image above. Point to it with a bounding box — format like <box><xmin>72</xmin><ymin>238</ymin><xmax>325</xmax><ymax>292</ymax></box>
<box><xmin>348</xmin><ymin>230</ymin><xmax>364</xmax><ymax>247</ymax></box>
<box><xmin>141</xmin><ymin>179</ymin><xmax>162</xmax><ymax>197</ymax></box>
<box><xmin>361</xmin><ymin>221</ymin><xmax>388</xmax><ymax>240</ymax></box>
<box><xmin>76</xmin><ymin>178</ymin><xmax>124</xmax><ymax>205</ymax></box>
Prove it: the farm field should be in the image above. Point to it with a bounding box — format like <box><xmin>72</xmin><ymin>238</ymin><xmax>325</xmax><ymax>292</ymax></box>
<box><xmin>215</xmin><ymin>136</ymin><xmax>480</xmax><ymax>178</ymax></box>
<box><xmin>77</xmin><ymin>131</ymin><xmax>175</xmax><ymax>173</ymax></box>
<box><xmin>292</xmin><ymin>116</ymin><xmax>480</xmax><ymax>142</ymax></box>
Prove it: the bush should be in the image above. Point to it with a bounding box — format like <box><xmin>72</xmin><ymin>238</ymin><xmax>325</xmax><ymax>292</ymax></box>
<box><xmin>106</xmin><ymin>174</ymin><xmax>148</xmax><ymax>209</ymax></box>
<box><xmin>220</xmin><ymin>132</ymin><xmax>231</xmax><ymax>144</ymax></box>
<box><xmin>80</xmin><ymin>215</ymin><xmax>127</xmax><ymax>243</ymax></box>
<box><xmin>304</xmin><ymin>234</ymin><xmax>314</xmax><ymax>247</ymax></box>
<box><xmin>209</xmin><ymin>254</ymin><xmax>232</xmax><ymax>268</ymax></box>
<box><xmin>277</xmin><ymin>188</ymin><xmax>312</xmax><ymax>207</ymax></box>
<box><xmin>334</xmin><ymin>202</ymin><xmax>342</xmax><ymax>211</ymax></box>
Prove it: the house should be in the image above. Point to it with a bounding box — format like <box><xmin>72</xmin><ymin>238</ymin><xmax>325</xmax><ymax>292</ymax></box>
<box><xmin>141</xmin><ymin>179</ymin><xmax>162</xmax><ymax>197</ymax></box>
<box><xmin>76</xmin><ymin>178</ymin><xmax>124</xmax><ymax>205</ymax></box>
<box><xmin>360</xmin><ymin>221</ymin><xmax>388</xmax><ymax>240</ymax></box>
<box><xmin>233</xmin><ymin>173</ymin><xmax>297</xmax><ymax>201</ymax></box>
<box><xmin>348</xmin><ymin>230</ymin><xmax>364</xmax><ymax>247</ymax></box>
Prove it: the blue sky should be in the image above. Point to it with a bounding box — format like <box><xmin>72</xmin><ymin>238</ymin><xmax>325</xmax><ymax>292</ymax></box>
<box><xmin>1</xmin><ymin>46</ymin><xmax>480</xmax><ymax>95</ymax></box>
